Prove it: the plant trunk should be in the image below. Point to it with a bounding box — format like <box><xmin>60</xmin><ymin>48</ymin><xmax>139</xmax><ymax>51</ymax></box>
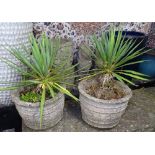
<box><xmin>98</xmin><ymin>74</ymin><xmax>114</xmax><ymax>88</ymax></box>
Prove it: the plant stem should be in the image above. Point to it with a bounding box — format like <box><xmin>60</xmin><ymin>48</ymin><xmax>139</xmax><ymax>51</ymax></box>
<box><xmin>99</xmin><ymin>74</ymin><xmax>114</xmax><ymax>88</ymax></box>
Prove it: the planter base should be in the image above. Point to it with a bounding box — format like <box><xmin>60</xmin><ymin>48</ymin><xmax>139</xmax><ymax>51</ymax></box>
<box><xmin>23</xmin><ymin>113</ymin><xmax>63</xmax><ymax>131</ymax></box>
<box><xmin>81</xmin><ymin>110</ymin><xmax>121</xmax><ymax>129</ymax></box>
<box><xmin>23</xmin><ymin>111</ymin><xmax>63</xmax><ymax>131</ymax></box>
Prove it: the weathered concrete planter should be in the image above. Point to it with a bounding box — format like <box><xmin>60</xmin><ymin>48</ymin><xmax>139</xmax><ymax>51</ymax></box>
<box><xmin>78</xmin><ymin>80</ymin><xmax>132</xmax><ymax>128</ymax></box>
<box><xmin>11</xmin><ymin>91</ymin><xmax>64</xmax><ymax>130</ymax></box>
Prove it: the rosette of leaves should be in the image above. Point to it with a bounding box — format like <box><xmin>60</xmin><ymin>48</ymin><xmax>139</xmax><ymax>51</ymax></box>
<box><xmin>80</xmin><ymin>27</ymin><xmax>150</xmax><ymax>87</ymax></box>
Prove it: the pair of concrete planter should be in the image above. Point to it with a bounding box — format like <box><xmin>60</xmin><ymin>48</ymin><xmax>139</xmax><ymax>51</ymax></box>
<box><xmin>12</xmin><ymin>79</ymin><xmax>132</xmax><ymax>131</ymax></box>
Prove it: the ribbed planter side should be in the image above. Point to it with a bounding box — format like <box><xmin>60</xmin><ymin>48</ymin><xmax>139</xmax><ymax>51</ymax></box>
<box><xmin>0</xmin><ymin>23</ymin><xmax>33</xmax><ymax>107</ymax></box>
<box><xmin>11</xmin><ymin>91</ymin><xmax>65</xmax><ymax>130</ymax></box>
<box><xmin>78</xmin><ymin>80</ymin><xmax>132</xmax><ymax>129</ymax></box>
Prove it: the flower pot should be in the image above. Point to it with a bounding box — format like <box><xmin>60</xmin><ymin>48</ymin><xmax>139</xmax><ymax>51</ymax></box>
<box><xmin>0</xmin><ymin>22</ymin><xmax>33</xmax><ymax>107</ymax></box>
<box><xmin>138</xmin><ymin>52</ymin><xmax>155</xmax><ymax>79</ymax></box>
<box><xmin>11</xmin><ymin>91</ymin><xmax>65</xmax><ymax>130</ymax></box>
<box><xmin>115</xmin><ymin>31</ymin><xmax>148</xmax><ymax>72</ymax></box>
<box><xmin>129</xmin><ymin>48</ymin><xmax>155</xmax><ymax>88</ymax></box>
<box><xmin>78</xmin><ymin>79</ymin><xmax>132</xmax><ymax>128</ymax></box>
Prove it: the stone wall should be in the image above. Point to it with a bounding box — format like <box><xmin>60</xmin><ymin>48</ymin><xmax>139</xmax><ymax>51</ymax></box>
<box><xmin>33</xmin><ymin>22</ymin><xmax>153</xmax><ymax>71</ymax></box>
<box><xmin>33</xmin><ymin>22</ymin><xmax>152</xmax><ymax>47</ymax></box>
<box><xmin>147</xmin><ymin>22</ymin><xmax>155</xmax><ymax>48</ymax></box>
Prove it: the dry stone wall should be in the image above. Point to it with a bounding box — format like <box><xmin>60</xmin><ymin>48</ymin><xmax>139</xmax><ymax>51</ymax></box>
<box><xmin>33</xmin><ymin>22</ymin><xmax>153</xmax><ymax>72</ymax></box>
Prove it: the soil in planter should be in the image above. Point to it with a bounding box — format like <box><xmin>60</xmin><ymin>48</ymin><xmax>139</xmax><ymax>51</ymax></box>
<box><xmin>85</xmin><ymin>78</ymin><xmax>126</xmax><ymax>100</ymax></box>
<box><xmin>19</xmin><ymin>86</ymin><xmax>58</xmax><ymax>103</ymax></box>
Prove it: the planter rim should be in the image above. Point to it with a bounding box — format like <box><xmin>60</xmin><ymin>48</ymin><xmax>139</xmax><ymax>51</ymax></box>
<box><xmin>11</xmin><ymin>90</ymin><xmax>63</xmax><ymax>108</ymax></box>
<box><xmin>78</xmin><ymin>79</ymin><xmax>132</xmax><ymax>104</ymax></box>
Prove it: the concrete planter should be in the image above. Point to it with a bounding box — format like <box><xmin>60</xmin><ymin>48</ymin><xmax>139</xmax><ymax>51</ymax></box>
<box><xmin>78</xmin><ymin>79</ymin><xmax>132</xmax><ymax>128</ymax></box>
<box><xmin>11</xmin><ymin>91</ymin><xmax>64</xmax><ymax>130</ymax></box>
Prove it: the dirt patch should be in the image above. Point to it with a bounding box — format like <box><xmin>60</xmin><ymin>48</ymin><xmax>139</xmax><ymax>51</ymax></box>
<box><xmin>85</xmin><ymin>78</ymin><xmax>126</xmax><ymax>100</ymax></box>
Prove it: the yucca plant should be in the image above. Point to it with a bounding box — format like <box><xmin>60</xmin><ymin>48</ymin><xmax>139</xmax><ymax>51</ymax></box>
<box><xmin>0</xmin><ymin>33</ymin><xmax>78</xmax><ymax>127</ymax></box>
<box><xmin>78</xmin><ymin>27</ymin><xmax>151</xmax><ymax>128</ymax></box>
<box><xmin>81</xmin><ymin>27</ymin><xmax>150</xmax><ymax>87</ymax></box>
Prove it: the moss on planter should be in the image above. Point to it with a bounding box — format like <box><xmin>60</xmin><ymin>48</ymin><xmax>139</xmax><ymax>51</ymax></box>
<box><xmin>19</xmin><ymin>89</ymin><xmax>58</xmax><ymax>103</ymax></box>
<box><xmin>20</xmin><ymin>91</ymin><xmax>42</xmax><ymax>103</ymax></box>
